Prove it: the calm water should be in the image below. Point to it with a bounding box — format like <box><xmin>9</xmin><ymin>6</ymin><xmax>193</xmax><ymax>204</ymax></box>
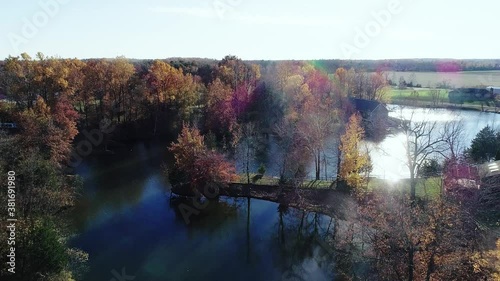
<box><xmin>368</xmin><ymin>106</ymin><xmax>499</xmax><ymax>180</ymax></box>
<box><xmin>69</xmin><ymin>140</ymin><xmax>343</xmax><ymax>281</ymax></box>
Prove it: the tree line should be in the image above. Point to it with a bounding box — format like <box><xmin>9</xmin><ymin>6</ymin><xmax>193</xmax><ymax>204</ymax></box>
<box><xmin>1</xmin><ymin>52</ymin><xmax>499</xmax><ymax>280</ymax></box>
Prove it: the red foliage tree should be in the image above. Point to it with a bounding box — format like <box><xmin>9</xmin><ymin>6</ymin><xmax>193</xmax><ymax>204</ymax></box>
<box><xmin>169</xmin><ymin>125</ymin><xmax>237</xmax><ymax>190</ymax></box>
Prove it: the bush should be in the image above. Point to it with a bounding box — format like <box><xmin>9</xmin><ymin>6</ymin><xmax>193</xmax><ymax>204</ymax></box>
<box><xmin>3</xmin><ymin>221</ymin><xmax>70</xmax><ymax>281</ymax></box>
<box><xmin>418</xmin><ymin>159</ymin><xmax>442</xmax><ymax>178</ymax></box>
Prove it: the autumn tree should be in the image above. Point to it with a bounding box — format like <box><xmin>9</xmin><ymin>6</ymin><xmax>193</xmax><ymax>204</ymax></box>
<box><xmin>360</xmin><ymin>192</ymin><xmax>488</xmax><ymax>281</ymax></box>
<box><xmin>146</xmin><ymin>60</ymin><xmax>200</xmax><ymax>134</ymax></box>
<box><xmin>274</xmin><ymin>119</ymin><xmax>309</xmax><ymax>185</ymax></box>
<box><xmin>215</xmin><ymin>55</ymin><xmax>260</xmax><ymax>91</ymax></box>
<box><xmin>297</xmin><ymin>102</ymin><xmax>338</xmax><ymax>180</ymax></box>
<box><xmin>339</xmin><ymin>113</ymin><xmax>369</xmax><ymax>191</ymax></box>
<box><xmin>191</xmin><ymin>150</ymin><xmax>238</xmax><ymax>189</ymax></box>
<box><xmin>15</xmin><ymin>96</ymin><xmax>78</xmax><ymax>167</ymax></box>
<box><xmin>331</xmin><ymin>67</ymin><xmax>352</xmax><ymax>109</ymax></box>
<box><xmin>101</xmin><ymin>57</ymin><xmax>135</xmax><ymax>123</ymax></box>
<box><xmin>366</xmin><ymin>72</ymin><xmax>389</xmax><ymax>102</ymax></box>
<box><xmin>81</xmin><ymin>59</ymin><xmax>111</xmax><ymax>122</ymax></box>
<box><xmin>204</xmin><ymin>57</ymin><xmax>262</xmax><ymax>145</ymax></box>
<box><xmin>32</xmin><ymin>53</ymin><xmax>75</xmax><ymax>106</ymax></box>
<box><xmin>304</xmin><ymin>68</ymin><xmax>331</xmax><ymax>101</ymax></box>
<box><xmin>168</xmin><ymin>125</ymin><xmax>237</xmax><ymax>190</ymax></box>
<box><xmin>271</xmin><ymin>61</ymin><xmax>298</xmax><ymax>94</ymax></box>
<box><xmin>0</xmin><ymin>53</ymin><xmax>37</xmax><ymax>109</ymax></box>
<box><xmin>169</xmin><ymin>124</ymin><xmax>205</xmax><ymax>173</ymax></box>
<box><xmin>0</xmin><ymin>53</ymin><xmax>86</xmax><ymax>111</ymax></box>
<box><xmin>204</xmin><ymin>78</ymin><xmax>238</xmax><ymax>141</ymax></box>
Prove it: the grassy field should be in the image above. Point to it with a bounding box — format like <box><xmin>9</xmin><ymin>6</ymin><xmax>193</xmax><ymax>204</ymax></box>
<box><xmin>386</xmin><ymin>71</ymin><xmax>500</xmax><ymax>88</ymax></box>
<box><xmin>368</xmin><ymin>177</ymin><xmax>442</xmax><ymax>199</ymax></box>
<box><xmin>387</xmin><ymin>87</ymin><xmax>499</xmax><ymax>112</ymax></box>
<box><xmin>388</xmin><ymin>88</ymin><xmax>449</xmax><ymax>103</ymax></box>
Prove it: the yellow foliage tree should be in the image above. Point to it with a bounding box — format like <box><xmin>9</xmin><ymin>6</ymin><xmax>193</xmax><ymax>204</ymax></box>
<box><xmin>339</xmin><ymin>113</ymin><xmax>369</xmax><ymax>191</ymax></box>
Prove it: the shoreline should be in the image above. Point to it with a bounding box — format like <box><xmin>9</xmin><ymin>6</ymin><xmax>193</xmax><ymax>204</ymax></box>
<box><xmin>388</xmin><ymin>100</ymin><xmax>500</xmax><ymax>114</ymax></box>
<box><xmin>170</xmin><ymin>183</ymin><xmax>358</xmax><ymax>221</ymax></box>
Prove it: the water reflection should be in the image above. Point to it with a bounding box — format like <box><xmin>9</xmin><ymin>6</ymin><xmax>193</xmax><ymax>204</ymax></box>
<box><xmin>368</xmin><ymin>105</ymin><xmax>499</xmax><ymax>180</ymax></box>
<box><xmin>69</xmin><ymin>141</ymin><xmax>352</xmax><ymax>281</ymax></box>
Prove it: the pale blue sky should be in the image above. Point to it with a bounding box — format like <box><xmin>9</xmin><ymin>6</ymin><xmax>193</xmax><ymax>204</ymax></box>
<box><xmin>1</xmin><ymin>0</ymin><xmax>498</xmax><ymax>60</ymax></box>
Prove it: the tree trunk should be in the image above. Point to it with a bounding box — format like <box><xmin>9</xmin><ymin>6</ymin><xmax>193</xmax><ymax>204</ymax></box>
<box><xmin>153</xmin><ymin>112</ymin><xmax>158</xmax><ymax>136</ymax></box>
<box><xmin>323</xmin><ymin>154</ymin><xmax>327</xmax><ymax>181</ymax></box>
<box><xmin>410</xmin><ymin>169</ymin><xmax>417</xmax><ymax>202</ymax></box>
<box><xmin>246</xmin><ymin>143</ymin><xmax>250</xmax><ymax>184</ymax></box>
<box><xmin>315</xmin><ymin>150</ymin><xmax>320</xmax><ymax>180</ymax></box>
<box><xmin>425</xmin><ymin>252</ymin><xmax>436</xmax><ymax>281</ymax></box>
<box><xmin>408</xmin><ymin>246</ymin><xmax>414</xmax><ymax>281</ymax></box>
<box><xmin>337</xmin><ymin>146</ymin><xmax>342</xmax><ymax>181</ymax></box>
<box><xmin>246</xmin><ymin>197</ymin><xmax>251</xmax><ymax>263</ymax></box>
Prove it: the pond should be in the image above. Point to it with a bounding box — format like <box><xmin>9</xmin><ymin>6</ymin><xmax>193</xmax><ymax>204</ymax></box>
<box><xmin>368</xmin><ymin>105</ymin><xmax>499</xmax><ymax>180</ymax></box>
<box><xmin>69</xmin><ymin>140</ymin><xmax>351</xmax><ymax>281</ymax></box>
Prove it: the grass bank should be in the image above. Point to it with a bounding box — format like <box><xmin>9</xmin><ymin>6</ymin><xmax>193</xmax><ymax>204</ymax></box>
<box><xmin>388</xmin><ymin>88</ymin><xmax>500</xmax><ymax>113</ymax></box>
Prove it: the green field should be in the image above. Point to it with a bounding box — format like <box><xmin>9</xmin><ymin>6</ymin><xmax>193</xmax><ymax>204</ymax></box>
<box><xmin>368</xmin><ymin>177</ymin><xmax>443</xmax><ymax>199</ymax></box>
<box><xmin>388</xmin><ymin>88</ymin><xmax>449</xmax><ymax>103</ymax></box>
<box><xmin>386</xmin><ymin>71</ymin><xmax>500</xmax><ymax>88</ymax></box>
<box><xmin>387</xmin><ymin>87</ymin><xmax>500</xmax><ymax>112</ymax></box>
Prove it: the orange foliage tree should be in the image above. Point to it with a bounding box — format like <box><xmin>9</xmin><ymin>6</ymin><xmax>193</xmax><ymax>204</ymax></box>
<box><xmin>16</xmin><ymin>96</ymin><xmax>79</xmax><ymax>166</ymax></box>
<box><xmin>168</xmin><ymin>125</ymin><xmax>237</xmax><ymax>189</ymax></box>
<box><xmin>360</xmin><ymin>192</ymin><xmax>490</xmax><ymax>281</ymax></box>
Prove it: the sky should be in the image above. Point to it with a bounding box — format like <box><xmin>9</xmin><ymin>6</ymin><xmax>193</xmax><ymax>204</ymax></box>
<box><xmin>1</xmin><ymin>0</ymin><xmax>498</xmax><ymax>60</ymax></box>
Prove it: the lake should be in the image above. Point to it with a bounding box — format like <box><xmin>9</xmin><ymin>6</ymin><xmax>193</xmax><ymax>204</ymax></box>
<box><xmin>69</xmin><ymin>140</ymin><xmax>354</xmax><ymax>281</ymax></box>
<box><xmin>368</xmin><ymin>105</ymin><xmax>499</xmax><ymax>180</ymax></box>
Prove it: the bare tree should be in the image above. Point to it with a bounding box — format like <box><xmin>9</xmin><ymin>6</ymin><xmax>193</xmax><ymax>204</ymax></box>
<box><xmin>429</xmin><ymin>88</ymin><xmax>443</xmax><ymax>107</ymax></box>
<box><xmin>274</xmin><ymin>119</ymin><xmax>309</xmax><ymax>185</ymax></box>
<box><xmin>399</xmin><ymin>109</ymin><xmax>447</xmax><ymax>201</ymax></box>
<box><xmin>297</xmin><ymin>107</ymin><xmax>338</xmax><ymax>180</ymax></box>
<box><xmin>440</xmin><ymin>119</ymin><xmax>466</xmax><ymax>160</ymax></box>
